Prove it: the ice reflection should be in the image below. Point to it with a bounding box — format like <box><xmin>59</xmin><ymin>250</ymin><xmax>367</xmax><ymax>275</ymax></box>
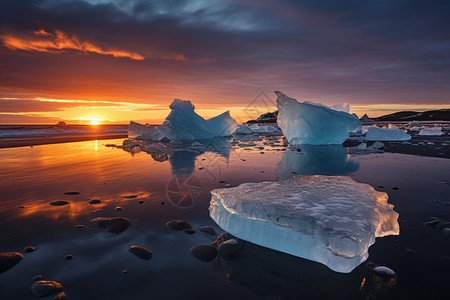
<box><xmin>213</xmin><ymin>239</ymin><xmax>372</xmax><ymax>299</ymax></box>
<box><xmin>277</xmin><ymin>145</ymin><xmax>360</xmax><ymax>180</ymax></box>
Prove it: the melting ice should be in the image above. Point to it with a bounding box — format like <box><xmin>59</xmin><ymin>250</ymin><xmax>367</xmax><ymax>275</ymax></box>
<box><xmin>209</xmin><ymin>175</ymin><xmax>399</xmax><ymax>273</ymax></box>
<box><xmin>128</xmin><ymin>99</ymin><xmax>237</xmax><ymax>141</ymax></box>
<box><xmin>275</xmin><ymin>91</ymin><xmax>361</xmax><ymax>145</ymax></box>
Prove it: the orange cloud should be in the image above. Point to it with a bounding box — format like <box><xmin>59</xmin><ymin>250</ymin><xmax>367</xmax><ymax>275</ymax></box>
<box><xmin>1</xmin><ymin>29</ymin><xmax>144</xmax><ymax>60</ymax></box>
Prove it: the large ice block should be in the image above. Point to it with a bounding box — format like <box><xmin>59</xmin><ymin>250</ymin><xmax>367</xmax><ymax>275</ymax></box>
<box><xmin>129</xmin><ymin>99</ymin><xmax>238</xmax><ymax>141</ymax></box>
<box><xmin>209</xmin><ymin>175</ymin><xmax>399</xmax><ymax>273</ymax></box>
<box><xmin>275</xmin><ymin>91</ymin><xmax>361</xmax><ymax>145</ymax></box>
<box><xmin>128</xmin><ymin>121</ymin><xmax>154</xmax><ymax>139</ymax></box>
<box><xmin>364</xmin><ymin>126</ymin><xmax>411</xmax><ymax>141</ymax></box>
<box><xmin>206</xmin><ymin>111</ymin><xmax>238</xmax><ymax>136</ymax></box>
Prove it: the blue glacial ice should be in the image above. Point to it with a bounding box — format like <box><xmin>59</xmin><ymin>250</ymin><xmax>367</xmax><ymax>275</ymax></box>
<box><xmin>209</xmin><ymin>175</ymin><xmax>399</xmax><ymax>273</ymax></box>
<box><xmin>275</xmin><ymin>91</ymin><xmax>361</xmax><ymax>145</ymax></box>
<box><xmin>364</xmin><ymin>126</ymin><xmax>411</xmax><ymax>141</ymax></box>
<box><xmin>129</xmin><ymin>99</ymin><xmax>237</xmax><ymax>141</ymax></box>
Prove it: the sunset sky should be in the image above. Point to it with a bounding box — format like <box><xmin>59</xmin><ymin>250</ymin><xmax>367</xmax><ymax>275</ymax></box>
<box><xmin>1</xmin><ymin>0</ymin><xmax>449</xmax><ymax>124</ymax></box>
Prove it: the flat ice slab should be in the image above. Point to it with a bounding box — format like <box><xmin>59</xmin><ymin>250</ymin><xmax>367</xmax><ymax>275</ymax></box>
<box><xmin>209</xmin><ymin>175</ymin><xmax>399</xmax><ymax>273</ymax></box>
<box><xmin>275</xmin><ymin>91</ymin><xmax>361</xmax><ymax>145</ymax></box>
<box><xmin>419</xmin><ymin>127</ymin><xmax>444</xmax><ymax>136</ymax></box>
<box><xmin>364</xmin><ymin>126</ymin><xmax>411</xmax><ymax>141</ymax></box>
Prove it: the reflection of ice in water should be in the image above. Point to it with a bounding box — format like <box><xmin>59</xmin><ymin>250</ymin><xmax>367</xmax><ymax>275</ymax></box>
<box><xmin>277</xmin><ymin>145</ymin><xmax>359</xmax><ymax>180</ymax></box>
<box><xmin>214</xmin><ymin>238</ymin><xmax>368</xmax><ymax>299</ymax></box>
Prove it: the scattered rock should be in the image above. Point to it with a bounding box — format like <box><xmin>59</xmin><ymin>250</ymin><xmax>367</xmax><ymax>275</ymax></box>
<box><xmin>392</xmin><ymin>187</ymin><xmax>399</xmax><ymax>190</ymax></box>
<box><xmin>64</xmin><ymin>192</ymin><xmax>80</xmax><ymax>195</ymax></box>
<box><xmin>19</xmin><ymin>206</ymin><xmax>25</xmax><ymax>208</ymax></box>
<box><xmin>24</xmin><ymin>246</ymin><xmax>36</xmax><ymax>253</ymax></box>
<box><xmin>90</xmin><ymin>217</ymin><xmax>130</xmax><ymax>234</ymax></box>
<box><xmin>31</xmin><ymin>281</ymin><xmax>63</xmax><ymax>297</ymax></box>
<box><xmin>115</xmin><ymin>206</ymin><xmax>123</xmax><ymax>211</ymax></box>
<box><xmin>33</xmin><ymin>274</ymin><xmax>43</xmax><ymax>281</ymax></box>
<box><xmin>123</xmin><ymin>270</ymin><xmax>128</xmax><ymax>273</ymax></box>
<box><xmin>0</xmin><ymin>252</ymin><xmax>23</xmax><ymax>274</ymax></box>
<box><xmin>138</xmin><ymin>200</ymin><xmax>144</xmax><ymax>204</ymax></box>
<box><xmin>217</xmin><ymin>239</ymin><xmax>244</xmax><ymax>257</ymax></box>
<box><xmin>75</xmin><ymin>225</ymin><xmax>86</xmax><ymax>229</ymax></box>
<box><xmin>424</xmin><ymin>219</ymin><xmax>440</xmax><ymax>228</ymax></box>
<box><xmin>89</xmin><ymin>199</ymin><xmax>101</xmax><ymax>204</ymax></box>
<box><xmin>211</xmin><ymin>232</ymin><xmax>235</xmax><ymax>247</ymax></box>
<box><xmin>189</xmin><ymin>245</ymin><xmax>217</xmax><ymax>262</ymax></box>
<box><xmin>160</xmin><ymin>201</ymin><xmax>165</xmax><ymax>205</ymax></box>
<box><xmin>52</xmin><ymin>292</ymin><xmax>67</xmax><ymax>300</ymax></box>
<box><xmin>183</xmin><ymin>229</ymin><xmax>196</xmax><ymax>235</ymax></box>
<box><xmin>49</xmin><ymin>201</ymin><xmax>69</xmax><ymax>206</ymax></box>
<box><xmin>93</xmin><ymin>209</ymin><xmax>102</xmax><ymax>213</ymax></box>
<box><xmin>123</xmin><ymin>195</ymin><xmax>137</xmax><ymax>199</ymax></box>
<box><xmin>64</xmin><ymin>254</ymin><xmax>73</xmax><ymax>260</ymax></box>
<box><xmin>373</xmin><ymin>266</ymin><xmax>396</xmax><ymax>278</ymax></box>
<box><xmin>198</xmin><ymin>226</ymin><xmax>215</xmax><ymax>235</ymax></box>
<box><xmin>166</xmin><ymin>220</ymin><xmax>192</xmax><ymax>231</ymax></box>
<box><xmin>405</xmin><ymin>248</ymin><xmax>416</xmax><ymax>254</ymax></box>
<box><xmin>128</xmin><ymin>246</ymin><xmax>152</xmax><ymax>260</ymax></box>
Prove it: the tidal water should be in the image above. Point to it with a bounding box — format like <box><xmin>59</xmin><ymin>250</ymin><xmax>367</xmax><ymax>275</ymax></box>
<box><xmin>0</xmin><ymin>135</ymin><xmax>449</xmax><ymax>299</ymax></box>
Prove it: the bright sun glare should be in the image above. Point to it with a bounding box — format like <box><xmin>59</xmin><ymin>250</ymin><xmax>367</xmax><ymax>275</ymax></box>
<box><xmin>88</xmin><ymin>118</ymin><xmax>101</xmax><ymax>125</ymax></box>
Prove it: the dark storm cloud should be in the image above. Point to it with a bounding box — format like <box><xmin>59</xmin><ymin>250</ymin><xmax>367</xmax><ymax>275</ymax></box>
<box><xmin>0</xmin><ymin>0</ymin><xmax>449</xmax><ymax>107</ymax></box>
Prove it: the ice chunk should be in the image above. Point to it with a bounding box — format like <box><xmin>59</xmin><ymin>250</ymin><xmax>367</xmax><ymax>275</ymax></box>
<box><xmin>209</xmin><ymin>175</ymin><xmax>399</xmax><ymax>273</ymax></box>
<box><xmin>128</xmin><ymin>121</ymin><xmax>154</xmax><ymax>139</ymax></box>
<box><xmin>234</xmin><ymin>124</ymin><xmax>253</xmax><ymax>134</ymax></box>
<box><xmin>129</xmin><ymin>99</ymin><xmax>237</xmax><ymax>141</ymax></box>
<box><xmin>364</xmin><ymin>127</ymin><xmax>411</xmax><ymax>141</ymax></box>
<box><xmin>275</xmin><ymin>91</ymin><xmax>361</xmax><ymax>145</ymax></box>
<box><xmin>205</xmin><ymin>111</ymin><xmax>238</xmax><ymax>136</ymax></box>
<box><xmin>419</xmin><ymin>127</ymin><xmax>444</xmax><ymax>136</ymax></box>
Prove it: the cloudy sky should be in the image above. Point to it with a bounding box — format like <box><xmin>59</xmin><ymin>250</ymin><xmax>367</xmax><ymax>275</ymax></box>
<box><xmin>1</xmin><ymin>0</ymin><xmax>449</xmax><ymax>124</ymax></box>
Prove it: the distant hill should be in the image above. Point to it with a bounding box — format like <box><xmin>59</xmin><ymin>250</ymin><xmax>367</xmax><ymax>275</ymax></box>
<box><xmin>371</xmin><ymin>109</ymin><xmax>450</xmax><ymax>121</ymax></box>
<box><xmin>247</xmin><ymin>109</ymin><xmax>450</xmax><ymax>123</ymax></box>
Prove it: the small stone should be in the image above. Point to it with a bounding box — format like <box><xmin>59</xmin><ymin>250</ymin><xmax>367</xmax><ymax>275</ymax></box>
<box><xmin>378</xmin><ymin>186</ymin><xmax>385</xmax><ymax>188</ymax></box>
<box><xmin>217</xmin><ymin>239</ymin><xmax>244</xmax><ymax>256</ymax></box>
<box><xmin>115</xmin><ymin>206</ymin><xmax>123</xmax><ymax>211</ymax></box>
<box><xmin>49</xmin><ymin>201</ymin><xmax>69</xmax><ymax>206</ymax></box>
<box><xmin>424</xmin><ymin>219</ymin><xmax>440</xmax><ymax>228</ymax></box>
<box><xmin>64</xmin><ymin>192</ymin><xmax>80</xmax><ymax>195</ymax></box>
<box><xmin>373</xmin><ymin>266</ymin><xmax>396</xmax><ymax>277</ymax></box>
<box><xmin>138</xmin><ymin>200</ymin><xmax>144</xmax><ymax>204</ymax></box>
<box><xmin>90</xmin><ymin>217</ymin><xmax>130</xmax><ymax>234</ymax></box>
<box><xmin>128</xmin><ymin>246</ymin><xmax>152</xmax><ymax>260</ymax></box>
<box><xmin>198</xmin><ymin>226</ymin><xmax>215</xmax><ymax>235</ymax></box>
<box><xmin>189</xmin><ymin>245</ymin><xmax>217</xmax><ymax>262</ymax></box>
<box><xmin>123</xmin><ymin>195</ymin><xmax>137</xmax><ymax>199</ymax></box>
<box><xmin>31</xmin><ymin>281</ymin><xmax>63</xmax><ymax>297</ymax></box>
<box><xmin>123</xmin><ymin>270</ymin><xmax>128</xmax><ymax>273</ymax></box>
<box><xmin>166</xmin><ymin>220</ymin><xmax>192</xmax><ymax>231</ymax></box>
<box><xmin>160</xmin><ymin>201</ymin><xmax>165</xmax><ymax>205</ymax></box>
<box><xmin>19</xmin><ymin>206</ymin><xmax>25</xmax><ymax>208</ymax></box>
<box><xmin>405</xmin><ymin>248</ymin><xmax>416</xmax><ymax>254</ymax></box>
<box><xmin>24</xmin><ymin>246</ymin><xmax>36</xmax><ymax>253</ymax></box>
<box><xmin>64</xmin><ymin>254</ymin><xmax>73</xmax><ymax>260</ymax></box>
<box><xmin>52</xmin><ymin>292</ymin><xmax>67</xmax><ymax>300</ymax></box>
<box><xmin>89</xmin><ymin>199</ymin><xmax>101</xmax><ymax>204</ymax></box>
<box><xmin>392</xmin><ymin>187</ymin><xmax>399</xmax><ymax>190</ymax></box>
<box><xmin>75</xmin><ymin>225</ymin><xmax>86</xmax><ymax>229</ymax></box>
<box><xmin>183</xmin><ymin>229</ymin><xmax>196</xmax><ymax>235</ymax></box>
<box><xmin>33</xmin><ymin>274</ymin><xmax>43</xmax><ymax>281</ymax></box>
<box><xmin>0</xmin><ymin>252</ymin><xmax>23</xmax><ymax>274</ymax></box>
